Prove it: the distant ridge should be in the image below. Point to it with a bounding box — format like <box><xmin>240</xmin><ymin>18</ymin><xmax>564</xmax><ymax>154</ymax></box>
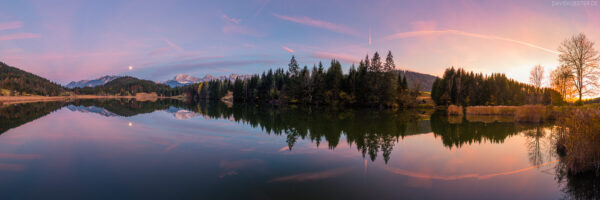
<box><xmin>66</xmin><ymin>75</ymin><xmax>121</xmax><ymax>88</ymax></box>
<box><xmin>397</xmin><ymin>70</ymin><xmax>438</xmax><ymax>92</ymax></box>
<box><xmin>164</xmin><ymin>73</ymin><xmax>252</xmax><ymax>88</ymax></box>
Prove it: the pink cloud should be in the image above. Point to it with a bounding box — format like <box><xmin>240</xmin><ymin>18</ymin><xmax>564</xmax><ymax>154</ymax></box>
<box><xmin>147</xmin><ymin>39</ymin><xmax>184</xmax><ymax>57</ymax></box>
<box><xmin>0</xmin><ymin>33</ymin><xmax>41</xmax><ymax>41</ymax></box>
<box><xmin>383</xmin><ymin>29</ymin><xmax>559</xmax><ymax>54</ymax></box>
<box><xmin>282</xmin><ymin>46</ymin><xmax>295</xmax><ymax>53</ymax></box>
<box><xmin>221</xmin><ymin>14</ymin><xmax>241</xmax><ymax>24</ymax></box>
<box><xmin>278</xmin><ymin>146</ymin><xmax>289</xmax><ymax>152</ymax></box>
<box><xmin>273</xmin><ymin>14</ymin><xmax>359</xmax><ymax>36</ymax></box>
<box><xmin>165</xmin><ymin>39</ymin><xmax>184</xmax><ymax>52</ymax></box>
<box><xmin>0</xmin><ymin>21</ymin><xmax>24</xmax><ymax>31</ymax></box>
<box><xmin>311</xmin><ymin>51</ymin><xmax>360</xmax><ymax>63</ymax></box>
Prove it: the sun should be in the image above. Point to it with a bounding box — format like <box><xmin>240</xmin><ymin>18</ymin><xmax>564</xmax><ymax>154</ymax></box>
<box><xmin>128</xmin><ymin>66</ymin><xmax>133</xmax><ymax>70</ymax></box>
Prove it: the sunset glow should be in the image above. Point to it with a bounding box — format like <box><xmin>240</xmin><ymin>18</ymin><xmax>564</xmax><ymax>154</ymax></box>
<box><xmin>0</xmin><ymin>0</ymin><xmax>598</xmax><ymax>85</ymax></box>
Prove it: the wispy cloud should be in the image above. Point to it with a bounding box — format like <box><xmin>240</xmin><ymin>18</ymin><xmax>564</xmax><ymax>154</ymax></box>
<box><xmin>282</xmin><ymin>46</ymin><xmax>295</xmax><ymax>53</ymax></box>
<box><xmin>311</xmin><ymin>51</ymin><xmax>360</xmax><ymax>63</ymax></box>
<box><xmin>221</xmin><ymin>14</ymin><xmax>241</xmax><ymax>24</ymax></box>
<box><xmin>253</xmin><ymin>0</ymin><xmax>270</xmax><ymax>17</ymax></box>
<box><xmin>147</xmin><ymin>39</ymin><xmax>184</xmax><ymax>57</ymax></box>
<box><xmin>0</xmin><ymin>33</ymin><xmax>41</xmax><ymax>41</ymax></box>
<box><xmin>383</xmin><ymin>29</ymin><xmax>559</xmax><ymax>54</ymax></box>
<box><xmin>273</xmin><ymin>14</ymin><xmax>359</xmax><ymax>37</ymax></box>
<box><xmin>165</xmin><ymin>39</ymin><xmax>183</xmax><ymax>52</ymax></box>
<box><xmin>0</xmin><ymin>21</ymin><xmax>24</xmax><ymax>31</ymax></box>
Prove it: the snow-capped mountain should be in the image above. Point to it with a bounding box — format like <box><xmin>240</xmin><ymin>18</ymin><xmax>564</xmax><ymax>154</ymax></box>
<box><xmin>67</xmin><ymin>105</ymin><xmax>118</xmax><ymax>117</ymax></box>
<box><xmin>66</xmin><ymin>75</ymin><xmax>120</xmax><ymax>88</ymax></box>
<box><xmin>164</xmin><ymin>73</ymin><xmax>252</xmax><ymax>88</ymax></box>
<box><xmin>164</xmin><ymin>106</ymin><xmax>201</xmax><ymax>120</ymax></box>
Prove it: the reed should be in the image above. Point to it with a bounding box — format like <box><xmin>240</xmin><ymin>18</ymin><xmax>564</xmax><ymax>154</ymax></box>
<box><xmin>513</xmin><ymin>105</ymin><xmax>549</xmax><ymax>123</ymax></box>
<box><xmin>556</xmin><ymin>107</ymin><xmax>600</xmax><ymax>175</ymax></box>
<box><xmin>447</xmin><ymin>105</ymin><xmax>463</xmax><ymax>116</ymax></box>
<box><xmin>465</xmin><ymin>106</ymin><xmax>517</xmax><ymax>115</ymax></box>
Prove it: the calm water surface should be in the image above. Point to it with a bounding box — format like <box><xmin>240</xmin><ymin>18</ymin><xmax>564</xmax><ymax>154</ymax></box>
<box><xmin>0</xmin><ymin>100</ymin><xmax>595</xmax><ymax>199</ymax></box>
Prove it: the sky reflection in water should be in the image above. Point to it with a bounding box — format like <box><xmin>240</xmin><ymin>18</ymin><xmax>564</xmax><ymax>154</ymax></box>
<box><xmin>0</xmin><ymin>100</ymin><xmax>574</xmax><ymax>199</ymax></box>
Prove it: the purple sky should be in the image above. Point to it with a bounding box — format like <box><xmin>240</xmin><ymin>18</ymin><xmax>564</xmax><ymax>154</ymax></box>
<box><xmin>1</xmin><ymin>0</ymin><xmax>599</xmax><ymax>85</ymax></box>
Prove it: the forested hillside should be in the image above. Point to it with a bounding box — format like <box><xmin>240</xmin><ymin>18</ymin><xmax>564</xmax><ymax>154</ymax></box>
<box><xmin>0</xmin><ymin>62</ymin><xmax>65</xmax><ymax>96</ymax></box>
<box><xmin>73</xmin><ymin>76</ymin><xmax>191</xmax><ymax>96</ymax></box>
<box><xmin>398</xmin><ymin>70</ymin><xmax>437</xmax><ymax>92</ymax></box>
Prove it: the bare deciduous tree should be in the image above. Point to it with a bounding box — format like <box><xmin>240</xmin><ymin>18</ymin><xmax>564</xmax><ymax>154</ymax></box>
<box><xmin>558</xmin><ymin>33</ymin><xmax>600</xmax><ymax>102</ymax></box>
<box><xmin>530</xmin><ymin>65</ymin><xmax>544</xmax><ymax>89</ymax></box>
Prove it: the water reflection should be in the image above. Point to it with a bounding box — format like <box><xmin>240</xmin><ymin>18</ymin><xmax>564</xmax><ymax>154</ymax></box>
<box><xmin>0</xmin><ymin>100</ymin><xmax>557</xmax><ymax>163</ymax></box>
<box><xmin>0</xmin><ymin>99</ymin><xmax>596</xmax><ymax>199</ymax></box>
<box><xmin>557</xmin><ymin>168</ymin><xmax>600</xmax><ymax>200</ymax></box>
<box><xmin>0</xmin><ymin>102</ymin><xmax>65</xmax><ymax>134</ymax></box>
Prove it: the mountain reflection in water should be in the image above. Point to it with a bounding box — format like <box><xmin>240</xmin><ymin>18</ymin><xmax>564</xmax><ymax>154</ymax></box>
<box><xmin>0</xmin><ymin>99</ymin><xmax>597</xmax><ymax>199</ymax></box>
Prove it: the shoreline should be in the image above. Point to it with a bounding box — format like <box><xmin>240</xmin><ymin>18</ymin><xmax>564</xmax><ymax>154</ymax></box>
<box><xmin>0</xmin><ymin>95</ymin><xmax>182</xmax><ymax>106</ymax></box>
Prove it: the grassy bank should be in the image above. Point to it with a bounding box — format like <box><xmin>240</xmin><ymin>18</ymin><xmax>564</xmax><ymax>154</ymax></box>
<box><xmin>0</xmin><ymin>92</ymin><xmax>167</xmax><ymax>106</ymax></box>
<box><xmin>445</xmin><ymin>105</ymin><xmax>554</xmax><ymax>123</ymax></box>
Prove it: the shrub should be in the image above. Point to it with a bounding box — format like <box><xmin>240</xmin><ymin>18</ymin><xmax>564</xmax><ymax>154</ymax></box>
<box><xmin>447</xmin><ymin>105</ymin><xmax>463</xmax><ymax>116</ymax></box>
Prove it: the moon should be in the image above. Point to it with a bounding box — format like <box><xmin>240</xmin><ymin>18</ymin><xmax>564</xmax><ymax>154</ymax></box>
<box><xmin>128</xmin><ymin>66</ymin><xmax>133</xmax><ymax>70</ymax></box>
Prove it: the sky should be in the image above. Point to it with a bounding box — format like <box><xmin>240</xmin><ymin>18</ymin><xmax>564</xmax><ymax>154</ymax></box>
<box><xmin>0</xmin><ymin>0</ymin><xmax>599</xmax><ymax>85</ymax></box>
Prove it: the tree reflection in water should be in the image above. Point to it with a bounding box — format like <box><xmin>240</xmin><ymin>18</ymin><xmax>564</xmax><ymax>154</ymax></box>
<box><xmin>2</xmin><ymin>99</ymin><xmax>598</xmax><ymax>198</ymax></box>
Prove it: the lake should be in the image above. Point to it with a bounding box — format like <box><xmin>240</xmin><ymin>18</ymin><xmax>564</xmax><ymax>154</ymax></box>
<box><xmin>0</xmin><ymin>99</ymin><xmax>596</xmax><ymax>199</ymax></box>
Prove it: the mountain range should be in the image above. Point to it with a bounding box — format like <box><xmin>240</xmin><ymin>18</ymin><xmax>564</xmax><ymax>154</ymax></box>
<box><xmin>63</xmin><ymin>73</ymin><xmax>253</xmax><ymax>88</ymax></box>
<box><xmin>163</xmin><ymin>74</ymin><xmax>253</xmax><ymax>88</ymax></box>
<box><xmin>66</xmin><ymin>75</ymin><xmax>121</xmax><ymax>88</ymax></box>
<box><xmin>1</xmin><ymin>61</ymin><xmax>439</xmax><ymax>96</ymax></box>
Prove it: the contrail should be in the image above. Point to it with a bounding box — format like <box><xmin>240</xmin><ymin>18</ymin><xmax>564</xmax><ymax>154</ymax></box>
<box><xmin>383</xmin><ymin>29</ymin><xmax>559</xmax><ymax>55</ymax></box>
<box><xmin>369</xmin><ymin>28</ymin><xmax>372</xmax><ymax>45</ymax></box>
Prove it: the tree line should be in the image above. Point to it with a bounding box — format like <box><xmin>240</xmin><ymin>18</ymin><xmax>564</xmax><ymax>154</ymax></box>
<box><xmin>191</xmin><ymin>51</ymin><xmax>417</xmax><ymax>107</ymax></box>
<box><xmin>432</xmin><ymin>33</ymin><xmax>600</xmax><ymax>106</ymax></box>
<box><xmin>431</xmin><ymin>67</ymin><xmax>563</xmax><ymax>106</ymax></box>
